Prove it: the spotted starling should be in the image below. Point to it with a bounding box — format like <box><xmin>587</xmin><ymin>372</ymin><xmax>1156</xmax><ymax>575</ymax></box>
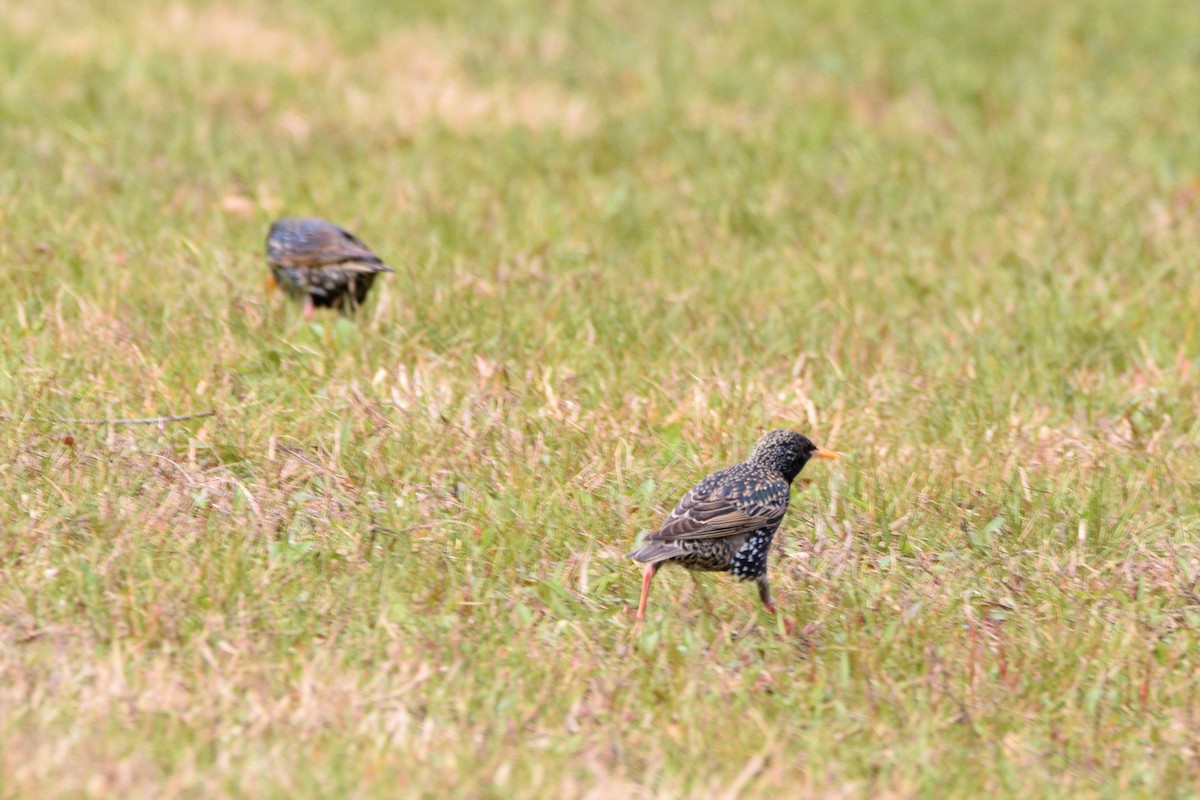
<box><xmin>266</xmin><ymin>217</ymin><xmax>394</xmax><ymax>319</ymax></box>
<box><xmin>628</xmin><ymin>430</ymin><xmax>838</xmax><ymax>622</ymax></box>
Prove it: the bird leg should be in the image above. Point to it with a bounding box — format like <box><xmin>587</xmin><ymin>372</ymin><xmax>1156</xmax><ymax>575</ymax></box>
<box><xmin>757</xmin><ymin>575</ymin><xmax>795</xmax><ymax>635</ymax></box>
<box><xmin>303</xmin><ymin>296</ymin><xmax>316</xmax><ymax>321</ymax></box>
<box><xmin>689</xmin><ymin>572</ymin><xmax>718</xmax><ymax>618</ymax></box>
<box><xmin>755</xmin><ymin>575</ymin><xmax>775</xmax><ymax>613</ymax></box>
<box><xmin>636</xmin><ymin>563</ymin><xmax>657</xmax><ymax>622</ymax></box>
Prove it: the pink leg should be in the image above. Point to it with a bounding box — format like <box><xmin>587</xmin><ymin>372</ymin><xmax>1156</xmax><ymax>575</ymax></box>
<box><xmin>636</xmin><ymin>563</ymin><xmax>657</xmax><ymax>622</ymax></box>
<box><xmin>758</xmin><ymin>577</ymin><xmax>795</xmax><ymax>635</ymax></box>
<box><xmin>303</xmin><ymin>296</ymin><xmax>315</xmax><ymax>321</ymax></box>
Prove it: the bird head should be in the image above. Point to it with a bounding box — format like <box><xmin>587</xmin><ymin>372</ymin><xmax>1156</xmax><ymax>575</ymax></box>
<box><xmin>747</xmin><ymin>429</ymin><xmax>838</xmax><ymax>482</ymax></box>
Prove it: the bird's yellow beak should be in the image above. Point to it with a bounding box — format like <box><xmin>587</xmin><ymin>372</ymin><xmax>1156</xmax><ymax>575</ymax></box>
<box><xmin>813</xmin><ymin>449</ymin><xmax>839</xmax><ymax>460</ymax></box>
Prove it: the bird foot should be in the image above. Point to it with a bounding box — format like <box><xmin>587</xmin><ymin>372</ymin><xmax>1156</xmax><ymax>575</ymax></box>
<box><xmin>763</xmin><ymin>601</ymin><xmax>796</xmax><ymax>636</ymax></box>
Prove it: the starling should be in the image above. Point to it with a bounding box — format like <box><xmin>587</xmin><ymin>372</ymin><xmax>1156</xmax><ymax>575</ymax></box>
<box><xmin>628</xmin><ymin>430</ymin><xmax>838</xmax><ymax>622</ymax></box>
<box><xmin>266</xmin><ymin>217</ymin><xmax>394</xmax><ymax>319</ymax></box>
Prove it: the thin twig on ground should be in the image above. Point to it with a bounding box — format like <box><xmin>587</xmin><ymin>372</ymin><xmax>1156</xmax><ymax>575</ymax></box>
<box><xmin>0</xmin><ymin>410</ymin><xmax>216</xmax><ymax>426</ymax></box>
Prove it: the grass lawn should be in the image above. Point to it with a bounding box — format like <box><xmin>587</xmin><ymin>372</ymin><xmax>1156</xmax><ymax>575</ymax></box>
<box><xmin>3</xmin><ymin>0</ymin><xmax>1200</xmax><ymax>796</ymax></box>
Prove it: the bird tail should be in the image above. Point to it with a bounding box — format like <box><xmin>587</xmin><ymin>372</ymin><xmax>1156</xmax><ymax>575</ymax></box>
<box><xmin>626</xmin><ymin>539</ymin><xmax>681</xmax><ymax>564</ymax></box>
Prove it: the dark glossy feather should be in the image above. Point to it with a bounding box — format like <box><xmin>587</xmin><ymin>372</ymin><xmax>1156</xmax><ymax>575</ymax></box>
<box><xmin>649</xmin><ymin>466</ymin><xmax>790</xmax><ymax>544</ymax></box>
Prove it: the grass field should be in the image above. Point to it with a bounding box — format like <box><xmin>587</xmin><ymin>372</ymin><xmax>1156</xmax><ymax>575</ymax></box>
<box><xmin>4</xmin><ymin>0</ymin><xmax>1200</xmax><ymax>796</ymax></box>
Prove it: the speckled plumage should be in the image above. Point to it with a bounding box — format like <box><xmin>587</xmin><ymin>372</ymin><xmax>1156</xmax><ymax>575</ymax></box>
<box><xmin>266</xmin><ymin>217</ymin><xmax>393</xmax><ymax>317</ymax></box>
<box><xmin>628</xmin><ymin>430</ymin><xmax>837</xmax><ymax>621</ymax></box>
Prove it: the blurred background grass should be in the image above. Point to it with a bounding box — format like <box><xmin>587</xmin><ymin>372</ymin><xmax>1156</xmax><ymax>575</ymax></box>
<box><xmin>3</xmin><ymin>0</ymin><xmax>1200</xmax><ymax>796</ymax></box>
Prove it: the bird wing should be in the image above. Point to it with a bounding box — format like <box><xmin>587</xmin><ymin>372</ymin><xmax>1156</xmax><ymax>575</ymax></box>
<box><xmin>267</xmin><ymin>218</ymin><xmax>390</xmax><ymax>271</ymax></box>
<box><xmin>648</xmin><ymin>470</ymin><xmax>790</xmax><ymax>543</ymax></box>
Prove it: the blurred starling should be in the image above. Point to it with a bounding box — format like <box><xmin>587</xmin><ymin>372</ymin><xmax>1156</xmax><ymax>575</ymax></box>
<box><xmin>628</xmin><ymin>430</ymin><xmax>838</xmax><ymax>623</ymax></box>
<box><xmin>266</xmin><ymin>217</ymin><xmax>394</xmax><ymax>319</ymax></box>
